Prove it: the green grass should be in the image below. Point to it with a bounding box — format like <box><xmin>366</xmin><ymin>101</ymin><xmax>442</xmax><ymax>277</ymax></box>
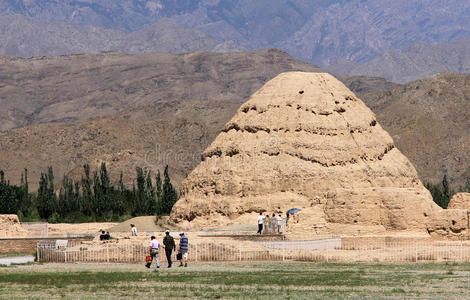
<box><xmin>0</xmin><ymin>262</ymin><xmax>469</xmax><ymax>299</ymax></box>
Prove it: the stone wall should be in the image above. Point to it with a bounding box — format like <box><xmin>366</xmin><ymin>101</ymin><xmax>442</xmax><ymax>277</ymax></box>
<box><xmin>0</xmin><ymin>237</ymin><xmax>93</xmax><ymax>254</ymax></box>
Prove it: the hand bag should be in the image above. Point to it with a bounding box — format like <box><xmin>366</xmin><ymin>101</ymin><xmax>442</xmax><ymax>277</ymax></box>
<box><xmin>176</xmin><ymin>252</ymin><xmax>183</xmax><ymax>260</ymax></box>
<box><xmin>146</xmin><ymin>255</ymin><xmax>153</xmax><ymax>264</ymax></box>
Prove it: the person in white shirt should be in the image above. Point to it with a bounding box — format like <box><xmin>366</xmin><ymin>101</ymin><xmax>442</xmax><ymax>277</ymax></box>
<box><xmin>130</xmin><ymin>224</ymin><xmax>137</xmax><ymax>236</ymax></box>
<box><xmin>276</xmin><ymin>214</ymin><xmax>283</xmax><ymax>234</ymax></box>
<box><xmin>257</xmin><ymin>212</ymin><xmax>265</xmax><ymax>235</ymax></box>
<box><xmin>147</xmin><ymin>236</ymin><xmax>161</xmax><ymax>269</ymax></box>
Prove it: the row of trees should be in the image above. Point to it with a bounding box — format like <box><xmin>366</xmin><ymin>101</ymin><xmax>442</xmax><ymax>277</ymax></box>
<box><xmin>0</xmin><ymin>170</ymin><xmax>30</xmax><ymax>217</ymax></box>
<box><xmin>0</xmin><ymin>164</ymin><xmax>178</xmax><ymax>223</ymax></box>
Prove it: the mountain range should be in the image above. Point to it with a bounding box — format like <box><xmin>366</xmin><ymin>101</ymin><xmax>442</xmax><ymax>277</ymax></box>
<box><xmin>1</xmin><ymin>49</ymin><xmax>309</xmax><ymax>131</ymax></box>
<box><xmin>329</xmin><ymin>39</ymin><xmax>470</xmax><ymax>83</ymax></box>
<box><xmin>0</xmin><ymin>15</ymin><xmax>242</xmax><ymax>58</ymax></box>
<box><xmin>1</xmin><ymin>0</ymin><xmax>470</xmax><ymax>67</ymax></box>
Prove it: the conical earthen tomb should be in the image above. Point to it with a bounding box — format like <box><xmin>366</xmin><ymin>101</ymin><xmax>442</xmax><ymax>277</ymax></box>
<box><xmin>170</xmin><ymin>72</ymin><xmax>442</xmax><ymax>236</ymax></box>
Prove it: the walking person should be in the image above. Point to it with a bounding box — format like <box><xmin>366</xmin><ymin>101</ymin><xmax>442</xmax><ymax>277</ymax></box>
<box><xmin>178</xmin><ymin>232</ymin><xmax>189</xmax><ymax>267</ymax></box>
<box><xmin>163</xmin><ymin>230</ymin><xmax>176</xmax><ymax>268</ymax></box>
<box><xmin>257</xmin><ymin>212</ymin><xmax>265</xmax><ymax>234</ymax></box>
<box><xmin>271</xmin><ymin>213</ymin><xmax>277</xmax><ymax>232</ymax></box>
<box><xmin>147</xmin><ymin>236</ymin><xmax>160</xmax><ymax>269</ymax></box>
<box><xmin>130</xmin><ymin>224</ymin><xmax>137</xmax><ymax>236</ymax></box>
<box><xmin>277</xmin><ymin>214</ymin><xmax>283</xmax><ymax>234</ymax></box>
<box><xmin>264</xmin><ymin>214</ymin><xmax>270</xmax><ymax>234</ymax></box>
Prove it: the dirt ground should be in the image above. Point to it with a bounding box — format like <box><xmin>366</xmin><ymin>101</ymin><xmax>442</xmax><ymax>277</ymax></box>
<box><xmin>47</xmin><ymin>222</ymin><xmax>118</xmax><ymax>236</ymax></box>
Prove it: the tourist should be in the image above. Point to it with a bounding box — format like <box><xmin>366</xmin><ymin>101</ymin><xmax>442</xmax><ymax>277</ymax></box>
<box><xmin>257</xmin><ymin>212</ymin><xmax>264</xmax><ymax>234</ymax></box>
<box><xmin>178</xmin><ymin>232</ymin><xmax>189</xmax><ymax>267</ymax></box>
<box><xmin>264</xmin><ymin>215</ymin><xmax>270</xmax><ymax>234</ymax></box>
<box><xmin>163</xmin><ymin>230</ymin><xmax>176</xmax><ymax>268</ymax></box>
<box><xmin>277</xmin><ymin>214</ymin><xmax>283</xmax><ymax>233</ymax></box>
<box><xmin>130</xmin><ymin>224</ymin><xmax>137</xmax><ymax>236</ymax></box>
<box><xmin>99</xmin><ymin>230</ymin><xmax>106</xmax><ymax>241</ymax></box>
<box><xmin>104</xmin><ymin>231</ymin><xmax>111</xmax><ymax>240</ymax></box>
<box><xmin>286</xmin><ymin>212</ymin><xmax>290</xmax><ymax>227</ymax></box>
<box><xmin>147</xmin><ymin>236</ymin><xmax>161</xmax><ymax>269</ymax></box>
<box><xmin>271</xmin><ymin>213</ymin><xmax>277</xmax><ymax>232</ymax></box>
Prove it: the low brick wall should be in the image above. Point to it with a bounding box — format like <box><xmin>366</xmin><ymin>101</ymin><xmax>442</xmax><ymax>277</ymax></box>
<box><xmin>0</xmin><ymin>237</ymin><xmax>93</xmax><ymax>254</ymax></box>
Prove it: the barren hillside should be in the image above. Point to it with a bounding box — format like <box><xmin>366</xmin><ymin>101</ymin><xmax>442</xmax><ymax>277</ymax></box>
<box><xmin>0</xmin><ymin>49</ymin><xmax>321</xmax><ymax>131</ymax></box>
<box><xmin>360</xmin><ymin>73</ymin><xmax>470</xmax><ymax>188</ymax></box>
<box><xmin>0</xmin><ymin>49</ymin><xmax>322</xmax><ymax>188</ymax></box>
<box><xmin>0</xmin><ymin>99</ymin><xmax>238</xmax><ymax>190</ymax></box>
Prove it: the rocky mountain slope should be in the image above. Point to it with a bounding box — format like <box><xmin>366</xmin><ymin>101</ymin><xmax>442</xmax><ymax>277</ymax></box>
<box><xmin>0</xmin><ymin>99</ymin><xmax>239</xmax><ymax>192</ymax></box>
<box><xmin>1</xmin><ymin>0</ymin><xmax>469</xmax><ymax>66</ymax></box>
<box><xmin>360</xmin><ymin>73</ymin><xmax>470</xmax><ymax>189</ymax></box>
<box><xmin>336</xmin><ymin>76</ymin><xmax>400</xmax><ymax>94</ymax></box>
<box><xmin>329</xmin><ymin>39</ymin><xmax>470</xmax><ymax>83</ymax></box>
<box><xmin>0</xmin><ymin>49</ymin><xmax>319</xmax><ymax>131</ymax></box>
<box><xmin>0</xmin><ymin>15</ymin><xmax>241</xmax><ymax>57</ymax></box>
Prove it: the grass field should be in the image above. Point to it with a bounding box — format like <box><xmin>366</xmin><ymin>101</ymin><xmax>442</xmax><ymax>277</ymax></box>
<box><xmin>1</xmin><ymin>262</ymin><xmax>470</xmax><ymax>299</ymax></box>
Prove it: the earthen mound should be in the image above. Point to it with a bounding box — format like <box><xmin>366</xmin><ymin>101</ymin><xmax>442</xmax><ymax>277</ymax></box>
<box><xmin>447</xmin><ymin>193</ymin><xmax>470</xmax><ymax>209</ymax></box>
<box><xmin>0</xmin><ymin>214</ymin><xmax>31</xmax><ymax>237</ymax></box>
<box><xmin>170</xmin><ymin>72</ymin><xmax>441</xmax><ymax>235</ymax></box>
<box><xmin>107</xmin><ymin>216</ymin><xmax>166</xmax><ymax>233</ymax></box>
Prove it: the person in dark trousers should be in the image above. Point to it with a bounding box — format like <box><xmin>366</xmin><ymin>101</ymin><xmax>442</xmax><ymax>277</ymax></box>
<box><xmin>99</xmin><ymin>230</ymin><xmax>106</xmax><ymax>241</ymax></box>
<box><xmin>162</xmin><ymin>230</ymin><xmax>176</xmax><ymax>268</ymax></box>
<box><xmin>257</xmin><ymin>212</ymin><xmax>265</xmax><ymax>234</ymax></box>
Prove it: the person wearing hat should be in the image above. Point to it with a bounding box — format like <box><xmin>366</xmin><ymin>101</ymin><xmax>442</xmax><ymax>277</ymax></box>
<box><xmin>162</xmin><ymin>230</ymin><xmax>176</xmax><ymax>268</ymax></box>
<box><xmin>178</xmin><ymin>232</ymin><xmax>189</xmax><ymax>267</ymax></box>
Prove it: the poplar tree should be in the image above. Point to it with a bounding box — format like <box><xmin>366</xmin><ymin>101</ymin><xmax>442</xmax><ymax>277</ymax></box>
<box><xmin>146</xmin><ymin>170</ymin><xmax>156</xmax><ymax>214</ymax></box>
<box><xmin>155</xmin><ymin>170</ymin><xmax>163</xmax><ymax>214</ymax></box>
<box><xmin>134</xmin><ymin>167</ymin><xmax>146</xmax><ymax>215</ymax></box>
<box><xmin>81</xmin><ymin>164</ymin><xmax>93</xmax><ymax>216</ymax></box>
<box><xmin>161</xmin><ymin>165</ymin><xmax>178</xmax><ymax>214</ymax></box>
<box><xmin>36</xmin><ymin>167</ymin><xmax>57</xmax><ymax>220</ymax></box>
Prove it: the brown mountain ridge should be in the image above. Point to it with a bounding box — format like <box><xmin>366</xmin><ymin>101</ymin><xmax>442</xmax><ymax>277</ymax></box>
<box><xmin>360</xmin><ymin>73</ymin><xmax>470</xmax><ymax>189</ymax></box>
<box><xmin>0</xmin><ymin>49</ymin><xmax>322</xmax><ymax>188</ymax></box>
<box><xmin>0</xmin><ymin>48</ymin><xmax>321</xmax><ymax>131</ymax></box>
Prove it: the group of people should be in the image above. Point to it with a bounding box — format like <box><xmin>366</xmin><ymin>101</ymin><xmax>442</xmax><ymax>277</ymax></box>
<box><xmin>99</xmin><ymin>231</ymin><xmax>111</xmax><ymax>240</ymax></box>
<box><xmin>257</xmin><ymin>212</ymin><xmax>284</xmax><ymax>234</ymax></box>
<box><xmin>146</xmin><ymin>230</ymin><xmax>189</xmax><ymax>269</ymax></box>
